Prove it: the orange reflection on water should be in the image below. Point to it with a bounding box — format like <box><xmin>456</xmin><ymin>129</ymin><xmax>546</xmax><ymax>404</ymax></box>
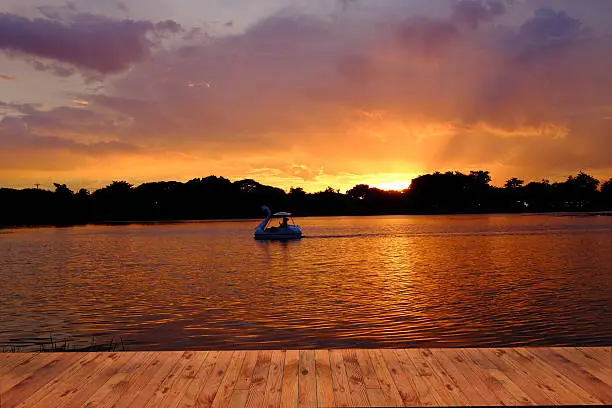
<box><xmin>1</xmin><ymin>215</ymin><xmax>611</xmax><ymax>350</ymax></box>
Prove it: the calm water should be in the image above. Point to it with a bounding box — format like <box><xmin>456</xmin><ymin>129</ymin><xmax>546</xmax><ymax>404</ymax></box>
<box><xmin>1</xmin><ymin>214</ymin><xmax>611</xmax><ymax>351</ymax></box>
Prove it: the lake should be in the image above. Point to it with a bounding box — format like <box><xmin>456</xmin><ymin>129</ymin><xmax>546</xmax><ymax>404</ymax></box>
<box><xmin>1</xmin><ymin>214</ymin><xmax>611</xmax><ymax>351</ymax></box>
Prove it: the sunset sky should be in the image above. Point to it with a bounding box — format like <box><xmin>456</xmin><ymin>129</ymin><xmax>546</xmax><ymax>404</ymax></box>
<box><xmin>1</xmin><ymin>0</ymin><xmax>612</xmax><ymax>192</ymax></box>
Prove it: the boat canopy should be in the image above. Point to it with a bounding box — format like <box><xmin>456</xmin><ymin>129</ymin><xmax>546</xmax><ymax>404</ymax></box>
<box><xmin>273</xmin><ymin>212</ymin><xmax>292</xmax><ymax>217</ymax></box>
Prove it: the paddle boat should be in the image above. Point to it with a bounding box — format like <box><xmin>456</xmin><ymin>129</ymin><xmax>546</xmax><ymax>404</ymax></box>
<box><xmin>254</xmin><ymin>206</ymin><xmax>303</xmax><ymax>240</ymax></box>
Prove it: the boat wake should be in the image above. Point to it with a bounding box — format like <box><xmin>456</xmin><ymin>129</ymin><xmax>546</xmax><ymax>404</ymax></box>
<box><xmin>302</xmin><ymin>233</ymin><xmax>384</xmax><ymax>239</ymax></box>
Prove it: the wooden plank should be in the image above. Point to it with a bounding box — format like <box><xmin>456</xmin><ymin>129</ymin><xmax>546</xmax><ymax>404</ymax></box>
<box><xmin>366</xmin><ymin>350</ymin><xmax>403</xmax><ymax>407</ymax></box>
<box><xmin>415</xmin><ymin>348</ymin><xmax>472</xmax><ymax>406</ymax></box>
<box><xmin>428</xmin><ymin>349</ymin><xmax>493</xmax><ymax>406</ymax></box>
<box><xmin>82</xmin><ymin>369</ymin><xmax>131</xmax><ymax>407</ymax></box>
<box><xmin>0</xmin><ymin>354</ymin><xmax>38</xmax><ymax>378</ymax></box>
<box><xmin>229</xmin><ymin>389</ymin><xmax>249</xmax><ymax>408</ymax></box>
<box><xmin>341</xmin><ymin>349</ymin><xmax>370</xmax><ymax>407</ymax></box>
<box><xmin>163</xmin><ymin>351</ymin><xmax>210</xmax><ymax>407</ymax></box>
<box><xmin>398</xmin><ymin>348</ymin><xmax>446</xmax><ymax>406</ymax></box>
<box><xmin>365</xmin><ymin>389</ymin><xmax>389</xmax><ymax>407</ymax></box>
<box><xmin>555</xmin><ymin>347</ymin><xmax>612</xmax><ymax>387</ymax></box>
<box><xmin>448</xmin><ymin>348</ymin><xmax>519</xmax><ymax>406</ymax></box>
<box><xmin>14</xmin><ymin>352</ymin><xmax>103</xmax><ymax>407</ymax></box>
<box><xmin>576</xmin><ymin>347</ymin><xmax>611</xmax><ymax>367</ymax></box>
<box><xmin>236</xmin><ymin>351</ymin><xmax>258</xmax><ymax>390</ymax></box>
<box><xmin>246</xmin><ymin>350</ymin><xmax>272</xmax><ymax>408</ymax></box>
<box><xmin>478</xmin><ymin>348</ymin><xmax>555</xmax><ymax>404</ymax></box>
<box><xmin>115</xmin><ymin>352</ymin><xmax>184</xmax><ymax>407</ymax></box>
<box><xmin>82</xmin><ymin>352</ymin><xmax>159</xmax><ymax>408</ymax></box>
<box><xmin>212</xmin><ymin>351</ymin><xmax>247</xmax><ymax>408</ymax></box>
<box><xmin>0</xmin><ymin>353</ymin><xmax>54</xmax><ymax>395</ymax></box>
<box><xmin>31</xmin><ymin>352</ymin><xmax>137</xmax><ymax>408</ymax></box>
<box><xmin>468</xmin><ymin>348</ymin><xmax>537</xmax><ymax>405</ymax></box>
<box><xmin>487</xmin><ymin>348</ymin><xmax>593</xmax><ymax>405</ymax></box>
<box><xmin>355</xmin><ymin>350</ymin><xmax>380</xmax><ymax>389</ymax></box>
<box><xmin>602</xmin><ymin>346</ymin><xmax>611</xmax><ymax>364</ymax></box>
<box><xmin>522</xmin><ymin>348</ymin><xmax>612</xmax><ymax>404</ymax></box>
<box><xmin>328</xmin><ymin>350</ymin><xmax>350</xmax><ymax>407</ymax></box>
<box><xmin>314</xmin><ymin>350</ymin><xmax>334</xmax><ymax>408</ymax></box>
<box><xmin>404</xmin><ymin>348</ymin><xmax>458</xmax><ymax>406</ymax></box>
<box><xmin>380</xmin><ymin>349</ymin><xmax>423</xmax><ymax>406</ymax></box>
<box><xmin>112</xmin><ymin>352</ymin><xmax>182</xmax><ymax>408</ymax></box>
<box><xmin>298</xmin><ymin>350</ymin><xmax>317</xmax><ymax>408</ymax></box>
<box><xmin>140</xmin><ymin>351</ymin><xmax>199</xmax><ymax>408</ymax></box>
<box><xmin>280</xmin><ymin>350</ymin><xmax>299</xmax><ymax>408</ymax></box>
<box><xmin>176</xmin><ymin>351</ymin><xmax>220</xmax><ymax>408</ymax></box>
<box><xmin>462</xmin><ymin>348</ymin><xmax>535</xmax><ymax>405</ymax></box>
<box><xmin>263</xmin><ymin>350</ymin><xmax>286</xmax><ymax>408</ymax></box>
<box><xmin>1</xmin><ymin>352</ymin><xmax>85</xmax><ymax>407</ymax></box>
<box><xmin>196</xmin><ymin>351</ymin><xmax>234</xmax><ymax>407</ymax></box>
<box><xmin>438</xmin><ymin>349</ymin><xmax>502</xmax><ymax>406</ymax></box>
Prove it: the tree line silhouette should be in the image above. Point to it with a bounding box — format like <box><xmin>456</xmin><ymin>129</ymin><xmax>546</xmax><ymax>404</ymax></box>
<box><xmin>1</xmin><ymin>170</ymin><xmax>612</xmax><ymax>227</ymax></box>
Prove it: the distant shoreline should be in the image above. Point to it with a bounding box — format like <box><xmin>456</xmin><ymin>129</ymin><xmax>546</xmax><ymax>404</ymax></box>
<box><xmin>2</xmin><ymin>210</ymin><xmax>611</xmax><ymax>230</ymax></box>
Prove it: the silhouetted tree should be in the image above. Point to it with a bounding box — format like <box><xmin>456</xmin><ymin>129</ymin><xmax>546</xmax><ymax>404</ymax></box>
<box><xmin>523</xmin><ymin>179</ymin><xmax>555</xmax><ymax>211</ymax></box>
<box><xmin>557</xmin><ymin>172</ymin><xmax>600</xmax><ymax>210</ymax></box>
<box><xmin>74</xmin><ymin>188</ymin><xmax>92</xmax><ymax>223</ymax></box>
<box><xmin>52</xmin><ymin>183</ymin><xmax>75</xmax><ymax>225</ymax></box>
<box><xmin>500</xmin><ymin>178</ymin><xmax>526</xmax><ymax>212</ymax></box>
<box><xmin>346</xmin><ymin>184</ymin><xmax>404</xmax><ymax>214</ymax></box>
<box><xmin>346</xmin><ymin>184</ymin><xmax>370</xmax><ymax>201</ymax></box>
<box><xmin>311</xmin><ymin>187</ymin><xmax>348</xmax><ymax>215</ymax></box>
<box><xmin>601</xmin><ymin>178</ymin><xmax>612</xmax><ymax>208</ymax></box>
<box><xmin>505</xmin><ymin>178</ymin><xmax>524</xmax><ymax>189</ymax></box>
<box><xmin>92</xmin><ymin>181</ymin><xmax>134</xmax><ymax>221</ymax></box>
<box><xmin>405</xmin><ymin>170</ymin><xmax>493</xmax><ymax>213</ymax></box>
<box><xmin>288</xmin><ymin>187</ymin><xmax>308</xmax><ymax>214</ymax></box>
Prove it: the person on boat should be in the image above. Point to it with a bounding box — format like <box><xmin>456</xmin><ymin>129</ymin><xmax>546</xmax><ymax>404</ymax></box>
<box><xmin>280</xmin><ymin>216</ymin><xmax>289</xmax><ymax>228</ymax></box>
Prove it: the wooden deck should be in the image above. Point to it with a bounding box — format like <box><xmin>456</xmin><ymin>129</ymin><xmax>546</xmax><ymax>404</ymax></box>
<box><xmin>0</xmin><ymin>347</ymin><xmax>610</xmax><ymax>407</ymax></box>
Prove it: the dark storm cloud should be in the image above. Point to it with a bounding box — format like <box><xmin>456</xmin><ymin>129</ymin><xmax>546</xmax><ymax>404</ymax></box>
<box><xmin>0</xmin><ymin>12</ymin><xmax>181</xmax><ymax>74</ymax></box>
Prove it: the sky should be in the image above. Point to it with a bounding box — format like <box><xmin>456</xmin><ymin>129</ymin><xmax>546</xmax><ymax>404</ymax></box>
<box><xmin>1</xmin><ymin>0</ymin><xmax>612</xmax><ymax>192</ymax></box>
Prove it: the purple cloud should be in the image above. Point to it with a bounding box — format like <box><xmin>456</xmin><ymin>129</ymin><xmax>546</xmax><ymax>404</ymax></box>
<box><xmin>0</xmin><ymin>115</ymin><xmax>140</xmax><ymax>171</ymax></box>
<box><xmin>451</xmin><ymin>0</ymin><xmax>507</xmax><ymax>29</ymax></box>
<box><xmin>28</xmin><ymin>59</ymin><xmax>76</xmax><ymax>77</ymax></box>
<box><xmin>397</xmin><ymin>17</ymin><xmax>460</xmax><ymax>54</ymax></box>
<box><xmin>514</xmin><ymin>8</ymin><xmax>590</xmax><ymax>62</ymax></box>
<box><xmin>394</xmin><ymin>0</ymin><xmax>510</xmax><ymax>56</ymax></box>
<box><xmin>0</xmin><ymin>12</ymin><xmax>181</xmax><ymax>75</ymax></box>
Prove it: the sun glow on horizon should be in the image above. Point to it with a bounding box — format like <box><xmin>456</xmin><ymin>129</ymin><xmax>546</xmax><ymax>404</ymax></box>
<box><xmin>370</xmin><ymin>180</ymin><xmax>412</xmax><ymax>191</ymax></box>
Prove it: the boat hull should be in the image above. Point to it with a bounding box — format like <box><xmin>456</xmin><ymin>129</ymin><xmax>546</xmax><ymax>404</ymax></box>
<box><xmin>254</xmin><ymin>232</ymin><xmax>302</xmax><ymax>240</ymax></box>
<box><xmin>254</xmin><ymin>207</ymin><xmax>303</xmax><ymax>240</ymax></box>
